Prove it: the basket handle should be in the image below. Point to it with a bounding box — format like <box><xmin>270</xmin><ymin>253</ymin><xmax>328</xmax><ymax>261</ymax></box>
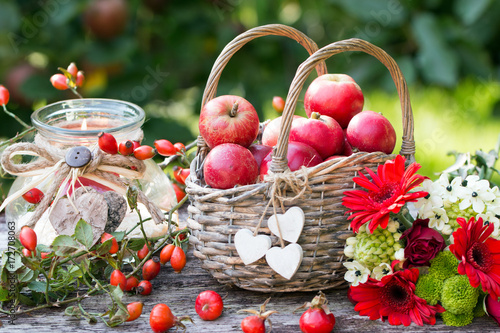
<box><xmin>201</xmin><ymin>24</ymin><xmax>327</xmax><ymax>109</ymax></box>
<box><xmin>270</xmin><ymin>38</ymin><xmax>415</xmax><ymax>173</ymax></box>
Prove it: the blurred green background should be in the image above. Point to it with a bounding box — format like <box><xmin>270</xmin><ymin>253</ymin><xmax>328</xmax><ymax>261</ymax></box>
<box><xmin>1</xmin><ymin>0</ymin><xmax>500</xmax><ymax>198</ymax></box>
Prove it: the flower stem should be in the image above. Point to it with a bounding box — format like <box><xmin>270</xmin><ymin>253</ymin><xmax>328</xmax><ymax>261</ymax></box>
<box><xmin>394</xmin><ymin>210</ymin><xmax>413</xmax><ymax>229</ymax></box>
<box><xmin>2</xmin><ymin>104</ymin><xmax>31</xmax><ymax>129</ymax></box>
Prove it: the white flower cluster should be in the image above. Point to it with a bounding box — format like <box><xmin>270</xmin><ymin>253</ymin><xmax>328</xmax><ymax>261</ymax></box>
<box><xmin>343</xmin><ymin>220</ymin><xmax>403</xmax><ymax>286</ymax></box>
<box><xmin>415</xmin><ymin>174</ymin><xmax>500</xmax><ymax>238</ymax></box>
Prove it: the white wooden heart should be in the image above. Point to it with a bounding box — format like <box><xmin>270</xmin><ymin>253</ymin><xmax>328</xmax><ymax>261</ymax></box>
<box><xmin>234</xmin><ymin>229</ymin><xmax>272</xmax><ymax>265</ymax></box>
<box><xmin>267</xmin><ymin>206</ymin><xmax>305</xmax><ymax>243</ymax></box>
<box><xmin>265</xmin><ymin>243</ymin><xmax>303</xmax><ymax>280</ymax></box>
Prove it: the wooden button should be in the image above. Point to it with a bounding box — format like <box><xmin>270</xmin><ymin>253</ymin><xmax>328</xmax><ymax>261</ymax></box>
<box><xmin>65</xmin><ymin>146</ymin><xmax>92</xmax><ymax>168</ymax></box>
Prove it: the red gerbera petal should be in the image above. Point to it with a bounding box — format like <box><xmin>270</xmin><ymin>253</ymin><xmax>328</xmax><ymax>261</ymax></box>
<box><xmin>450</xmin><ymin>217</ymin><xmax>500</xmax><ymax>300</ymax></box>
<box><xmin>342</xmin><ymin>156</ymin><xmax>428</xmax><ymax>233</ymax></box>
<box><xmin>349</xmin><ymin>269</ymin><xmax>443</xmax><ymax>326</ymax></box>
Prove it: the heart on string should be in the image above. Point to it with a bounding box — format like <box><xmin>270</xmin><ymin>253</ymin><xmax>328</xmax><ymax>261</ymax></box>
<box><xmin>265</xmin><ymin>243</ymin><xmax>303</xmax><ymax>280</ymax></box>
<box><xmin>234</xmin><ymin>228</ymin><xmax>272</xmax><ymax>265</ymax></box>
<box><xmin>267</xmin><ymin>206</ymin><xmax>305</xmax><ymax>243</ymax></box>
<box><xmin>49</xmin><ymin>187</ymin><xmax>108</xmax><ymax>246</ymax></box>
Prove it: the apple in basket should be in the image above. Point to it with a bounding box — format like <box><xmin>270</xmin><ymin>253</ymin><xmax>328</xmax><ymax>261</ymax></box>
<box><xmin>346</xmin><ymin>110</ymin><xmax>396</xmax><ymax>154</ymax></box>
<box><xmin>261</xmin><ymin>115</ymin><xmax>301</xmax><ymax>147</ymax></box>
<box><xmin>260</xmin><ymin>141</ymin><xmax>323</xmax><ymax>180</ymax></box>
<box><xmin>304</xmin><ymin>74</ymin><xmax>364</xmax><ymax>128</ymax></box>
<box><xmin>199</xmin><ymin>95</ymin><xmax>260</xmax><ymax>148</ymax></box>
<box><xmin>248</xmin><ymin>144</ymin><xmax>273</xmax><ymax>170</ymax></box>
<box><xmin>203</xmin><ymin>143</ymin><xmax>259</xmax><ymax>189</ymax></box>
<box><xmin>289</xmin><ymin>112</ymin><xmax>344</xmax><ymax>159</ymax></box>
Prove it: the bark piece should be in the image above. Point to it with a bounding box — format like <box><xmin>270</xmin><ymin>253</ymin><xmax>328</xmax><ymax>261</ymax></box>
<box><xmin>103</xmin><ymin>191</ymin><xmax>127</xmax><ymax>233</ymax></box>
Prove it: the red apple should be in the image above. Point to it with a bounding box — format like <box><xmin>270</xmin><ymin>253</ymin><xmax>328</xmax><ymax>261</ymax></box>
<box><xmin>260</xmin><ymin>141</ymin><xmax>323</xmax><ymax>180</ymax></box>
<box><xmin>342</xmin><ymin>130</ymin><xmax>354</xmax><ymax>156</ymax></box>
<box><xmin>203</xmin><ymin>143</ymin><xmax>259</xmax><ymax>189</ymax></box>
<box><xmin>199</xmin><ymin>95</ymin><xmax>260</xmax><ymax>149</ymax></box>
<box><xmin>304</xmin><ymin>74</ymin><xmax>364</xmax><ymax>128</ymax></box>
<box><xmin>261</xmin><ymin>115</ymin><xmax>301</xmax><ymax>147</ymax></box>
<box><xmin>346</xmin><ymin>111</ymin><xmax>396</xmax><ymax>154</ymax></box>
<box><xmin>248</xmin><ymin>144</ymin><xmax>273</xmax><ymax>170</ymax></box>
<box><xmin>325</xmin><ymin>155</ymin><xmax>346</xmax><ymax>161</ymax></box>
<box><xmin>289</xmin><ymin>113</ymin><xmax>344</xmax><ymax>159</ymax></box>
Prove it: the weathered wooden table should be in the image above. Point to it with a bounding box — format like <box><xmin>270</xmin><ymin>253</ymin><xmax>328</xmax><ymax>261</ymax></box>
<box><xmin>1</xmin><ymin>207</ymin><xmax>498</xmax><ymax>332</ymax></box>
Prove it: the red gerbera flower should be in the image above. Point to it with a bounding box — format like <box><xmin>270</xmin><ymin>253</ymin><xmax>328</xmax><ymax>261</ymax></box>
<box><xmin>349</xmin><ymin>268</ymin><xmax>445</xmax><ymax>326</ymax></box>
<box><xmin>342</xmin><ymin>155</ymin><xmax>428</xmax><ymax>233</ymax></box>
<box><xmin>449</xmin><ymin>216</ymin><xmax>500</xmax><ymax>300</ymax></box>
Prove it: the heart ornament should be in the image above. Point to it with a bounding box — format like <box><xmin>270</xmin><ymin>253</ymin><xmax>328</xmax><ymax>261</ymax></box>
<box><xmin>267</xmin><ymin>206</ymin><xmax>305</xmax><ymax>243</ymax></box>
<box><xmin>265</xmin><ymin>243</ymin><xmax>303</xmax><ymax>280</ymax></box>
<box><xmin>234</xmin><ymin>229</ymin><xmax>272</xmax><ymax>265</ymax></box>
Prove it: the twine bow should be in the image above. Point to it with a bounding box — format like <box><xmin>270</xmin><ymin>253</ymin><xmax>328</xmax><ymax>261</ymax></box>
<box><xmin>253</xmin><ymin>166</ymin><xmax>312</xmax><ymax>248</ymax></box>
<box><xmin>0</xmin><ymin>134</ymin><xmax>165</xmax><ymax>229</ymax></box>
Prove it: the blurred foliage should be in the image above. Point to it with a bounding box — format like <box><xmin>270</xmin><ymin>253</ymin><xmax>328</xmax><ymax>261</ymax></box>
<box><xmin>1</xmin><ymin>0</ymin><xmax>500</xmax><ymax>197</ymax></box>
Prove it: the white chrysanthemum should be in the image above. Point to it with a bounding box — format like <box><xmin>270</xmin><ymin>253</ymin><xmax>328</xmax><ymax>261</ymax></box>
<box><xmin>422</xmin><ymin>207</ymin><xmax>449</xmax><ymax>230</ymax></box>
<box><xmin>414</xmin><ymin>179</ymin><xmax>444</xmax><ymax>214</ymax></box>
<box><xmin>395</xmin><ymin>248</ymin><xmax>405</xmax><ymax>261</ymax></box>
<box><xmin>459</xmin><ymin>175</ymin><xmax>496</xmax><ymax>213</ymax></box>
<box><xmin>371</xmin><ymin>262</ymin><xmax>393</xmax><ymax>280</ymax></box>
<box><xmin>387</xmin><ymin>219</ymin><xmax>400</xmax><ymax>233</ymax></box>
<box><xmin>343</xmin><ymin>261</ymin><xmax>370</xmax><ymax>286</ymax></box>
<box><xmin>477</xmin><ymin>211</ymin><xmax>500</xmax><ymax>239</ymax></box>
<box><xmin>344</xmin><ymin>244</ymin><xmax>355</xmax><ymax>258</ymax></box>
<box><xmin>438</xmin><ymin>174</ymin><xmax>467</xmax><ymax>203</ymax></box>
<box><xmin>487</xmin><ymin>186</ymin><xmax>500</xmax><ymax>215</ymax></box>
<box><xmin>441</xmin><ymin>224</ymin><xmax>453</xmax><ymax>235</ymax></box>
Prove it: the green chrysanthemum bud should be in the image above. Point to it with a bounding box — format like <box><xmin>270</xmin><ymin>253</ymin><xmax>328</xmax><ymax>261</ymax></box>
<box><xmin>350</xmin><ymin>219</ymin><xmax>403</xmax><ymax>270</ymax></box>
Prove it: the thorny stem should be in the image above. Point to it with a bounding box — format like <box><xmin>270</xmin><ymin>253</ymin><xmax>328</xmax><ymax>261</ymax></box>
<box><xmin>40</xmin><ymin>271</ymin><xmax>52</xmax><ymax>306</ymax></box>
<box><xmin>0</xmin><ymin>126</ymin><xmax>35</xmax><ymax>149</ymax></box>
<box><xmin>2</xmin><ymin>104</ymin><xmax>30</xmax><ymax>129</ymax></box>
<box><xmin>125</xmin><ymin>195</ymin><xmax>188</xmax><ymax>279</ymax></box>
<box><xmin>135</xmin><ymin>208</ymin><xmax>152</xmax><ymax>253</ymax></box>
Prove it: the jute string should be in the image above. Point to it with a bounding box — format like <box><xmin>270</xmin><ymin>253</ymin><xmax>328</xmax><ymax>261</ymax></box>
<box><xmin>253</xmin><ymin>166</ymin><xmax>312</xmax><ymax>248</ymax></box>
<box><xmin>0</xmin><ymin>134</ymin><xmax>165</xmax><ymax>229</ymax></box>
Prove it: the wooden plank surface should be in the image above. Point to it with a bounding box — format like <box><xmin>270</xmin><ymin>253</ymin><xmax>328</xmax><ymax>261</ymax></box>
<box><xmin>1</xmin><ymin>206</ymin><xmax>498</xmax><ymax>332</ymax></box>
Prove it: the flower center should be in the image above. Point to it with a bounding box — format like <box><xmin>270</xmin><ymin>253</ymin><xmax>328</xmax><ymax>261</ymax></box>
<box><xmin>467</xmin><ymin>242</ymin><xmax>493</xmax><ymax>272</ymax></box>
<box><xmin>369</xmin><ymin>182</ymin><xmax>398</xmax><ymax>205</ymax></box>
<box><xmin>435</xmin><ymin>214</ymin><xmax>441</xmax><ymax>220</ymax></box>
<box><xmin>355</xmin><ymin>270</ymin><xmax>362</xmax><ymax>277</ymax></box>
<box><xmin>472</xmin><ymin>192</ymin><xmax>478</xmax><ymax>197</ymax></box>
<box><xmin>380</xmin><ymin>280</ymin><xmax>414</xmax><ymax>313</ymax></box>
<box><xmin>446</xmin><ymin>185</ymin><xmax>452</xmax><ymax>192</ymax></box>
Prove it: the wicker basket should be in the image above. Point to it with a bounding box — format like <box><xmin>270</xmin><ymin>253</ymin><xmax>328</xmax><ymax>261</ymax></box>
<box><xmin>186</xmin><ymin>24</ymin><xmax>415</xmax><ymax>292</ymax></box>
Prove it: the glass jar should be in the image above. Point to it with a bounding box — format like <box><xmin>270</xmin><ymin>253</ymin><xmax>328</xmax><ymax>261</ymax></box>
<box><xmin>6</xmin><ymin>99</ymin><xmax>177</xmax><ymax>244</ymax></box>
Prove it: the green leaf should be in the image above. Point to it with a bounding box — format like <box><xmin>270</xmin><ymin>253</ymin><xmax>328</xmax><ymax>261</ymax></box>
<box><xmin>412</xmin><ymin>13</ymin><xmax>459</xmax><ymax>87</ymax></box>
<box><xmin>67</xmin><ymin>264</ymin><xmax>84</xmax><ymax>278</ymax></box>
<box><xmin>127</xmin><ymin>238</ymin><xmax>146</xmax><ymax>251</ymax></box>
<box><xmin>36</xmin><ymin>244</ymin><xmax>52</xmax><ymax>253</ymax></box>
<box><xmin>108</xmin><ymin>308</ymin><xmax>129</xmax><ymax>327</ymax></box>
<box><xmin>65</xmin><ymin>305</ymin><xmax>82</xmax><ymax>317</ymax></box>
<box><xmin>0</xmin><ymin>287</ymin><xmax>9</xmax><ymax>301</ymax></box>
<box><xmin>52</xmin><ymin>235</ymin><xmax>81</xmax><ymax>256</ymax></box>
<box><xmin>17</xmin><ymin>267</ymin><xmax>35</xmax><ymax>283</ymax></box>
<box><xmin>74</xmin><ymin>219</ymin><xmax>94</xmax><ymax>250</ymax></box>
<box><xmin>27</xmin><ymin>280</ymin><xmax>48</xmax><ymax>293</ymax></box>
<box><xmin>17</xmin><ymin>293</ymin><xmax>36</xmax><ymax>306</ymax></box>
<box><xmin>96</xmin><ymin>239</ymin><xmax>112</xmax><ymax>256</ymax></box>
<box><xmin>104</xmin><ymin>265</ymin><xmax>114</xmax><ymax>280</ymax></box>
<box><xmin>454</xmin><ymin>0</ymin><xmax>491</xmax><ymax>25</ymax></box>
<box><xmin>110</xmin><ymin>231</ymin><xmax>126</xmax><ymax>243</ymax></box>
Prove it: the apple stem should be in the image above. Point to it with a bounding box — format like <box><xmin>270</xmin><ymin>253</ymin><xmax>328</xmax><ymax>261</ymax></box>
<box><xmin>311</xmin><ymin>112</ymin><xmax>321</xmax><ymax>120</ymax></box>
<box><xmin>230</xmin><ymin>102</ymin><xmax>239</xmax><ymax>117</ymax></box>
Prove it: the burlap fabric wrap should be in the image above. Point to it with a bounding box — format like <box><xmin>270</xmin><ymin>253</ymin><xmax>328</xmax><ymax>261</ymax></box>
<box><xmin>185</xmin><ymin>24</ymin><xmax>416</xmax><ymax>292</ymax></box>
